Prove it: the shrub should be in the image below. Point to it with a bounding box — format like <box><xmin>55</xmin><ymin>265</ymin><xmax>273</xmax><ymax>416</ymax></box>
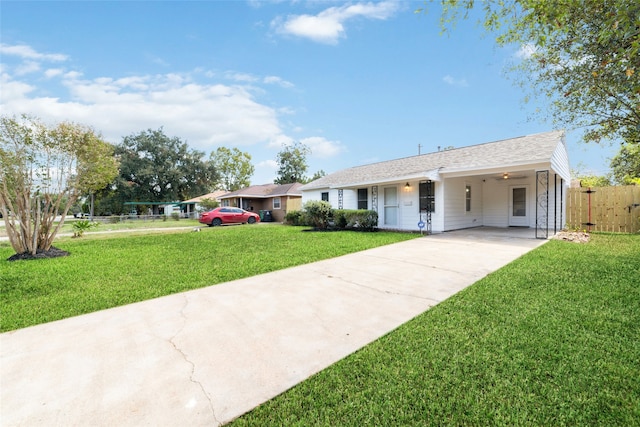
<box><xmin>170</xmin><ymin>212</ymin><xmax>180</xmax><ymax>221</ymax></box>
<box><xmin>108</xmin><ymin>215</ymin><xmax>121</xmax><ymax>224</ymax></box>
<box><xmin>284</xmin><ymin>210</ymin><xmax>306</xmax><ymax>226</ymax></box>
<box><xmin>334</xmin><ymin>210</ymin><xmax>348</xmax><ymax>229</ymax></box>
<box><xmin>72</xmin><ymin>220</ymin><xmax>99</xmax><ymax>238</ymax></box>
<box><xmin>333</xmin><ymin>209</ymin><xmax>378</xmax><ymax>231</ymax></box>
<box><xmin>354</xmin><ymin>210</ymin><xmax>378</xmax><ymax>231</ymax></box>
<box><xmin>303</xmin><ymin>200</ymin><xmax>333</xmax><ymax>230</ymax></box>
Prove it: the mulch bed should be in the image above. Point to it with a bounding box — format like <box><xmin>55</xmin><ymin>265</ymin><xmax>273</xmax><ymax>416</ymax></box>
<box><xmin>553</xmin><ymin>230</ymin><xmax>591</xmax><ymax>243</ymax></box>
<box><xmin>6</xmin><ymin>246</ymin><xmax>70</xmax><ymax>262</ymax></box>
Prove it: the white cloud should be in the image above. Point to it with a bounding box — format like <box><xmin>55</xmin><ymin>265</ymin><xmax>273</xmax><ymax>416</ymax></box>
<box><xmin>224</xmin><ymin>71</ymin><xmax>259</xmax><ymax>82</ymax></box>
<box><xmin>1</xmin><ymin>42</ymin><xmax>347</xmax><ymax>189</ymax></box>
<box><xmin>0</xmin><ymin>43</ymin><xmax>68</xmax><ymax>62</ymax></box>
<box><xmin>263</xmin><ymin>75</ymin><xmax>294</xmax><ymax>88</ymax></box>
<box><xmin>301</xmin><ymin>136</ymin><xmax>346</xmax><ymax>158</ymax></box>
<box><xmin>2</xmin><ymin>63</ymin><xmax>287</xmax><ymax>152</ymax></box>
<box><xmin>0</xmin><ymin>75</ymin><xmax>35</xmax><ymax>100</ymax></box>
<box><xmin>44</xmin><ymin>68</ymin><xmax>65</xmax><ymax>79</ymax></box>
<box><xmin>15</xmin><ymin>61</ymin><xmax>41</xmax><ymax>76</ymax></box>
<box><xmin>272</xmin><ymin>1</ymin><xmax>400</xmax><ymax>44</ymax></box>
<box><xmin>442</xmin><ymin>75</ymin><xmax>469</xmax><ymax>88</ymax></box>
<box><xmin>257</xmin><ymin>159</ymin><xmax>278</xmax><ymax>169</ymax></box>
<box><xmin>267</xmin><ymin>133</ymin><xmax>294</xmax><ymax>149</ymax></box>
<box><xmin>254</xmin><ymin>159</ymin><xmax>279</xmax><ymax>184</ymax></box>
<box><xmin>515</xmin><ymin>43</ymin><xmax>538</xmax><ymax>59</ymax></box>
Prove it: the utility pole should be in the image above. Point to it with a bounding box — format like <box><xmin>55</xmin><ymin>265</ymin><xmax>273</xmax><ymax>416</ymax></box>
<box><xmin>418</xmin><ymin>144</ymin><xmax>422</xmax><ymax>155</ymax></box>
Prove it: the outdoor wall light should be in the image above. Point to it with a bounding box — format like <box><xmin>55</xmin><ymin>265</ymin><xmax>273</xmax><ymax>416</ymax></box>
<box><xmin>405</xmin><ymin>182</ymin><xmax>411</xmax><ymax>190</ymax></box>
<box><xmin>503</xmin><ymin>172</ymin><xmax>509</xmax><ymax>180</ymax></box>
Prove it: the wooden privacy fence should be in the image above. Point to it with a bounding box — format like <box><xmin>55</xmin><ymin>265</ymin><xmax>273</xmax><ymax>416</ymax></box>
<box><xmin>566</xmin><ymin>186</ymin><xmax>640</xmax><ymax>233</ymax></box>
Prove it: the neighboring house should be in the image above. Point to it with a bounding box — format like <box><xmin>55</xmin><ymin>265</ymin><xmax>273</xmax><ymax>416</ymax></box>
<box><xmin>219</xmin><ymin>183</ymin><xmax>303</xmax><ymax>222</ymax></box>
<box><xmin>300</xmin><ymin>131</ymin><xmax>570</xmax><ymax>238</ymax></box>
<box><xmin>179</xmin><ymin>191</ymin><xmax>227</xmax><ymax>218</ymax></box>
<box><xmin>124</xmin><ymin>201</ymin><xmax>181</xmax><ymax>217</ymax></box>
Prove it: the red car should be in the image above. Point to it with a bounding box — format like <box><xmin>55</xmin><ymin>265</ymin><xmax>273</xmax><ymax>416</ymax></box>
<box><xmin>199</xmin><ymin>207</ymin><xmax>260</xmax><ymax>227</ymax></box>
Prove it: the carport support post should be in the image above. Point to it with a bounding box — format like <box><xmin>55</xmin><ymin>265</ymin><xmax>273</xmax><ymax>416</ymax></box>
<box><xmin>536</xmin><ymin>170</ymin><xmax>549</xmax><ymax>239</ymax></box>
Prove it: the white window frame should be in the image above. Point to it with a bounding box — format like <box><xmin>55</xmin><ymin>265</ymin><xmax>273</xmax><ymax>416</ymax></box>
<box><xmin>273</xmin><ymin>197</ymin><xmax>281</xmax><ymax>209</ymax></box>
<box><xmin>357</xmin><ymin>188</ymin><xmax>368</xmax><ymax>210</ymax></box>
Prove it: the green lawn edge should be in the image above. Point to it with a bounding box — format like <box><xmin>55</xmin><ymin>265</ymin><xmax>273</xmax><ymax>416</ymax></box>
<box><xmin>0</xmin><ymin>225</ymin><xmax>418</xmax><ymax>332</ymax></box>
<box><xmin>231</xmin><ymin>234</ymin><xmax>640</xmax><ymax>426</ymax></box>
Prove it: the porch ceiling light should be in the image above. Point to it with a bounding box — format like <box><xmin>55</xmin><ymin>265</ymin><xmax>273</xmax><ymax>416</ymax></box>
<box><xmin>503</xmin><ymin>172</ymin><xmax>509</xmax><ymax>180</ymax></box>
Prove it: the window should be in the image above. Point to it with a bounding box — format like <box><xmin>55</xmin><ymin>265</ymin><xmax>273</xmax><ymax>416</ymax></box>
<box><xmin>273</xmin><ymin>197</ymin><xmax>281</xmax><ymax>209</ymax></box>
<box><xmin>321</xmin><ymin>192</ymin><xmax>329</xmax><ymax>201</ymax></box>
<box><xmin>357</xmin><ymin>188</ymin><xmax>368</xmax><ymax>210</ymax></box>
<box><xmin>465</xmin><ymin>185</ymin><xmax>471</xmax><ymax>212</ymax></box>
<box><xmin>221</xmin><ymin>199</ymin><xmax>230</xmax><ymax>207</ymax></box>
<box><xmin>419</xmin><ymin>181</ymin><xmax>435</xmax><ymax>212</ymax></box>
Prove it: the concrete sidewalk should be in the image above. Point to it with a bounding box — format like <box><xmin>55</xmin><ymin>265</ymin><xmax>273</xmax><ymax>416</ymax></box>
<box><xmin>1</xmin><ymin>228</ymin><xmax>546</xmax><ymax>426</ymax></box>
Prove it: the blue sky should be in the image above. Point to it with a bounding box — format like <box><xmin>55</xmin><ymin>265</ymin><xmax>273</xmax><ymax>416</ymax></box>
<box><xmin>1</xmin><ymin>1</ymin><xmax>617</xmax><ymax>185</ymax></box>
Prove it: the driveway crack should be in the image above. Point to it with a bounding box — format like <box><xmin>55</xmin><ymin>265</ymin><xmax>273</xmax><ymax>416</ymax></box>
<box><xmin>168</xmin><ymin>294</ymin><xmax>220</xmax><ymax>425</ymax></box>
<box><xmin>363</xmin><ymin>254</ymin><xmax>468</xmax><ymax>275</ymax></box>
<box><xmin>323</xmin><ymin>272</ymin><xmax>441</xmax><ymax>304</ymax></box>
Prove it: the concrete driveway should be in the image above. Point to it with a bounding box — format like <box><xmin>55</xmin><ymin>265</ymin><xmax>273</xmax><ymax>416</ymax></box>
<box><xmin>1</xmin><ymin>228</ymin><xmax>546</xmax><ymax>426</ymax></box>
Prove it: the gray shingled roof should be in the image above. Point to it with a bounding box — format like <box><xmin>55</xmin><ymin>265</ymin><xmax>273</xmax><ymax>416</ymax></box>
<box><xmin>301</xmin><ymin>131</ymin><xmax>565</xmax><ymax>190</ymax></box>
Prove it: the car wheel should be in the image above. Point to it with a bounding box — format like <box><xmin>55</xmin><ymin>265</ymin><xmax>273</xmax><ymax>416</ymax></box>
<box><xmin>212</xmin><ymin>218</ymin><xmax>222</xmax><ymax>226</ymax></box>
<box><xmin>247</xmin><ymin>217</ymin><xmax>256</xmax><ymax>224</ymax></box>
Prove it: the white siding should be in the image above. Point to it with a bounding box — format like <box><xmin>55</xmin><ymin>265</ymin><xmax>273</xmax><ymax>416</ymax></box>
<box><xmin>341</xmin><ymin>189</ymin><xmax>358</xmax><ymax>209</ymax></box>
<box><xmin>375</xmin><ymin>181</ymin><xmax>444</xmax><ymax>232</ymax></box>
<box><xmin>482</xmin><ymin>177</ymin><xmax>537</xmax><ymax>227</ymax></box>
<box><xmin>551</xmin><ymin>140</ymin><xmax>571</xmax><ymax>183</ymax></box>
<box><xmin>301</xmin><ymin>189</ymin><xmax>327</xmax><ymax>206</ymax></box>
<box><xmin>482</xmin><ymin>179</ymin><xmax>509</xmax><ymax>227</ymax></box>
<box><xmin>443</xmin><ymin>177</ymin><xmax>484</xmax><ymax>230</ymax></box>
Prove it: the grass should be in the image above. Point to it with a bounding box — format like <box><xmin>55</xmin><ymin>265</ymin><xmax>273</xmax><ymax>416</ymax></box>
<box><xmin>0</xmin><ymin>217</ymin><xmax>202</xmax><ymax>238</ymax></box>
<box><xmin>0</xmin><ymin>224</ymin><xmax>418</xmax><ymax>332</ymax></box>
<box><xmin>231</xmin><ymin>234</ymin><xmax>640</xmax><ymax>426</ymax></box>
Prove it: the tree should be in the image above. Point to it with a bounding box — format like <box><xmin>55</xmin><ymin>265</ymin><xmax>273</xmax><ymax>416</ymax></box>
<box><xmin>198</xmin><ymin>197</ymin><xmax>219</xmax><ymax>212</ymax></box>
<box><xmin>105</xmin><ymin>128</ymin><xmax>217</xmax><ymax>211</ymax></box>
<box><xmin>210</xmin><ymin>147</ymin><xmax>254</xmax><ymax>191</ymax></box>
<box><xmin>0</xmin><ymin>115</ymin><xmax>118</xmax><ymax>256</ymax></box>
<box><xmin>611</xmin><ymin>144</ymin><xmax>640</xmax><ymax>185</ymax></box>
<box><xmin>428</xmin><ymin>1</ymin><xmax>640</xmax><ymax>146</ymax></box>
<box><xmin>308</xmin><ymin>169</ymin><xmax>327</xmax><ymax>183</ymax></box>
<box><xmin>275</xmin><ymin>141</ymin><xmax>310</xmax><ymax>184</ymax></box>
<box><xmin>573</xmin><ymin>173</ymin><xmax>612</xmax><ymax>188</ymax></box>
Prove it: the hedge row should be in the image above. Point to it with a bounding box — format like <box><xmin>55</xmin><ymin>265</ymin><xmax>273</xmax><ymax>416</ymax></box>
<box><xmin>284</xmin><ymin>204</ymin><xmax>378</xmax><ymax>232</ymax></box>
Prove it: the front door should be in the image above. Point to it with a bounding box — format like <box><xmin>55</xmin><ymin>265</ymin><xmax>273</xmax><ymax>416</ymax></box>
<box><xmin>509</xmin><ymin>186</ymin><xmax>529</xmax><ymax>226</ymax></box>
<box><xmin>383</xmin><ymin>186</ymin><xmax>398</xmax><ymax>226</ymax></box>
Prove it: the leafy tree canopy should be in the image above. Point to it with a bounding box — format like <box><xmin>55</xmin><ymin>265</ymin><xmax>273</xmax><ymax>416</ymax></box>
<box><xmin>611</xmin><ymin>144</ymin><xmax>640</xmax><ymax>185</ymax></box>
<box><xmin>275</xmin><ymin>141</ymin><xmax>310</xmax><ymax>185</ymax></box>
<box><xmin>198</xmin><ymin>197</ymin><xmax>219</xmax><ymax>212</ymax></box>
<box><xmin>0</xmin><ymin>115</ymin><xmax>118</xmax><ymax>255</ymax></box>
<box><xmin>210</xmin><ymin>147</ymin><xmax>254</xmax><ymax>190</ymax></box>
<box><xmin>572</xmin><ymin>172</ymin><xmax>612</xmax><ymax>188</ymax></box>
<box><xmin>426</xmin><ymin>0</ymin><xmax>640</xmax><ymax>146</ymax></box>
<box><xmin>308</xmin><ymin>169</ymin><xmax>327</xmax><ymax>183</ymax></box>
<box><xmin>107</xmin><ymin>128</ymin><xmax>217</xmax><ymax>210</ymax></box>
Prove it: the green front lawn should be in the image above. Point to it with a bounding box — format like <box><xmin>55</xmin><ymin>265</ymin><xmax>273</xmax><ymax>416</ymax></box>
<box><xmin>0</xmin><ymin>217</ymin><xmax>202</xmax><ymax>238</ymax></box>
<box><xmin>232</xmin><ymin>234</ymin><xmax>640</xmax><ymax>426</ymax></box>
<box><xmin>0</xmin><ymin>225</ymin><xmax>418</xmax><ymax>332</ymax></box>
